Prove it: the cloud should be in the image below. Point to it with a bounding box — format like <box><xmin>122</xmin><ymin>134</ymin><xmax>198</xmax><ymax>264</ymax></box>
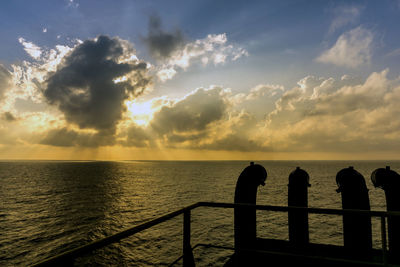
<box><xmin>119</xmin><ymin>124</ymin><xmax>153</xmax><ymax>147</ymax></box>
<box><xmin>148</xmin><ymin>86</ymin><xmax>269</xmax><ymax>151</ymax></box>
<box><xmin>18</xmin><ymin>38</ymin><xmax>43</xmax><ymax>60</ymax></box>
<box><xmin>197</xmin><ymin>133</ymin><xmax>266</xmax><ymax>152</ymax></box>
<box><xmin>40</xmin><ymin>84</ymin><xmax>245</xmax><ymax>149</ymax></box>
<box><xmin>2</xmin><ymin>39</ymin><xmax>75</xmax><ymax>114</ymax></box>
<box><xmin>141</xmin><ymin>15</ymin><xmax>248</xmax><ymax>82</ymax></box>
<box><xmin>143</xmin><ymin>15</ymin><xmax>185</xmax><ymax>60</ymax></box>
<box><xmin>151</xmin><ymin>87</ymin><xmax>229</xmax><ymax>138</ymax></box>
<box><xmin>67</xmin><ymin>0</ymin><xmax>79</xmax><ymax>8</ymax></box>
<box><xmin>9</xmin><ymin>32</ymin><xmax>400</xmax><ymax>155</ymax></box>
<box><xmin>194</xmin><ymin>111</ymin><xmax>268</xmax><ymax>152</ymax></box>
<box><xmin>168</xmin><ymin>33</ymin><xmax>248</xmax><ymax>68</ymax></box>
<box><xmin>0</xmin><ymin>64</ymin><xmax>11</xmax><ymax>101</ymax></box>
<box><xmin>40</xmin><ymin>127</ymin><xmax>115</xmax><ymax>147</ymax></box>
<box><xmin>157</xmin><ymin>68</ymin><xmax>177</xmax><ymax>82</ymax></box>
<box><xmin>262</xmin><ymin>69</ymin><xmax>400</xmax><ymax>152</ymax></box>
<box><xmin>17</xmin><ymin>38</ymin><xmax>73</xmax><ymax>69</ymax></box>
<box><xmin>32</xmin><ymin>68</ymin><xmax>400</xmax><ymax>154</ymax></box>
<box><xmin>7</xmin><ymin>35</ymin><xmax>156</xmax><ymax>148</ymax></box>
<box><xmin>246</xmin><ymin>84</ymin><xmax>284</xmax><ymax>100</ymax></box>
<box><xmin>329</xmin><ymin>6</ymin><xmax>362</xmax><ymax>34</ymax></box>
<box><xmin>2</xmin><ymin>112</ymin><xmax>17</xmax><ymax>122</ymax></box>
<box><xmin>44</xmin><ymin>35</ymin><xmax>152</xmax><ymax>134</ymax></box>
<box><xmin>157</xmin><ymin>33</ymin><xmax>248</xmax><ymax>81</ymax></box>
<box><xmin>316</xmin><ymin>26</ymin><xmax>373</xmax><ymax>68</ymax></box>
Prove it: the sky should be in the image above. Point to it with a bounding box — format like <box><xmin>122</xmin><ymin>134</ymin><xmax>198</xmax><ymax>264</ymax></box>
<box><xmin>1</xmin><ymin>0</ymin><xmax>400</xmax><ymax>160</ymax></box>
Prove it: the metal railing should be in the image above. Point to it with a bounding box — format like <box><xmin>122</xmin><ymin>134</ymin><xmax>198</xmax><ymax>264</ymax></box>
<box><xmin>32</xmin><ymin>202</ymin><xmax>400</xmax><ymax>267</ymax></box>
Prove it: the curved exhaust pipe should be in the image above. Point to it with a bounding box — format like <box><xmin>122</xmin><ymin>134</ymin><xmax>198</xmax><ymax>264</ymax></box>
<box><xmin>234</xmin><ymin>162</ymin><xmax>267</xmax><ymax>250</ymax></box>
<box><xmin>336</xmin><ymin>166</ymin><xmax>372</xmax><ymax>252</ymax></box>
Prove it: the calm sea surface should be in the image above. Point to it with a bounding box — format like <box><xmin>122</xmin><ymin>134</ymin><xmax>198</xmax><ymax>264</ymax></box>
<box><xmin>0</xmin><ymin>160</ymin><xmax>398</xmax><ymax>266</ymax></box>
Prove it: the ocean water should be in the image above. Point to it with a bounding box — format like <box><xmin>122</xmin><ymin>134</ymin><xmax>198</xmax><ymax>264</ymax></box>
<box><xmin>0</xmin><ymin>160</ymin><xmax>398</xmax><ymax>266</ymax></box>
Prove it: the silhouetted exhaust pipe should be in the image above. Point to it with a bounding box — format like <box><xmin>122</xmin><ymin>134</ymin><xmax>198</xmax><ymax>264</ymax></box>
<box><xmin>336</xmin><ymin>166</ymin><xmax>372</xmax><ymax>252</ymax></box>
<box><xmin>288</xmin><ymin>167</ymin><xmax>310</xmax><ymax>246</ymax></box>
<box><xmin>234</xmin><ymin>162</ymin><xmax>267</xmax><ymax>250</ymax></box>
<box><xmin>371</xmin><ymin>166</ymin><xmax>400</xmax><ymax>263</ymax></box>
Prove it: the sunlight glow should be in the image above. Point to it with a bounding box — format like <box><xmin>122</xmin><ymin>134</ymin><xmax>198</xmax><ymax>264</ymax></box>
<box><xmin>125</xmin><ymin>100</ymin><xmax>156</xmax><ymax>126</ymax></box>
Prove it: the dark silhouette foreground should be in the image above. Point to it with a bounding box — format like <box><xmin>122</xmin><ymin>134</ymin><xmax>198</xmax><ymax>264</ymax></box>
<box><xmin>226</xmin><ymin>163</ymin><xmax>399</xmax><ymax>266</ymax></box>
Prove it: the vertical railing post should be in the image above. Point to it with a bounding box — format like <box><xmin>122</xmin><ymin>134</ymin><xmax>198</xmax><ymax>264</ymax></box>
<box><xmin>183</xmin><ymin>209</ymin><xmax>195</xmax><ymax>267</ymax></box>
<box><xmin>381</xmin><ymin>216</ymin><xmax>388</xmax><ymax>266</ymax></box>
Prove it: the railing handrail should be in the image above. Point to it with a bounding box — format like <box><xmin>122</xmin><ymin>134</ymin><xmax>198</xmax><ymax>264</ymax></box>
<box><xmin>31</xmin><ymin>201</ymin><xmax>399</xmax><ymax>266</ymax></box>
<box><xmin>31</xmin><ymin>203</ymin><xmax>200</xmax><ymax>267</ymax></box>
<box><xmin>198</xmin><ymin>201</ymin><xmax>400</xmax><ymax>217</ymax></box>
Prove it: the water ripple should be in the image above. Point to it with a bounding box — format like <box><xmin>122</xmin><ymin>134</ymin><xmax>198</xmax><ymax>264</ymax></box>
<box><xmin>0</xmin><ymin>160</ymin><xmax>394</xmax><ymax>266</ymax></box>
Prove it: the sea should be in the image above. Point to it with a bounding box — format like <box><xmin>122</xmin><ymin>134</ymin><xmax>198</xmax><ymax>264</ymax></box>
<box><xmin>0</xmin><ymin>160</ymin><xmax>398</xmax><ymax>266</ymax></box>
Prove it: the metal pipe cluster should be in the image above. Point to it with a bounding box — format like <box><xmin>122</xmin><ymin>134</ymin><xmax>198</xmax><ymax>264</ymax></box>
<box><xmin>234</xmin><ymin>163</ymin><xmax>400</xmax><ymax>263</ymax></box>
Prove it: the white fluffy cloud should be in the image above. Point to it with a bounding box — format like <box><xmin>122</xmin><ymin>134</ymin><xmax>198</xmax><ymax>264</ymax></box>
<box><xmin>246</xmin><ymin>84</ymin><xmax>284</xmax><ymax>101</ymax></box>
<box><xmin>157</xmin><ymin>33</ymin><xmax>248</xmax><ymax>81</ymax></box>
<box><xmin>4</xmin><ymin>39</ymin><xmax>75</xmax><ymax>112</ymax></box>
<box><xmin>157</xmin><ymin>68</ymin><xmax>177</xmax><ymax>82</ymax></box>
<box><xmin>169</xmin><ymin>33</ymin><xmax>248</xmax><ymax>68</ymax></box>
<box><xmin>262</xmin><ymin>69</ymin><xmax>400</xmax><ymax>152</ymax></box>
<box><xmin>142</xmin><ymin>16</ymin><xmax>248</xmax><ymax>82</ymax></box>
<box><xmin>316</xmin><ymin>26</ymin><xmax>373</xmax><ymax>68</ymax></box>
<box><xmin>18</xmin><ymin>38</ymin><xmax>43</xmax><ymax>60</ymax></box>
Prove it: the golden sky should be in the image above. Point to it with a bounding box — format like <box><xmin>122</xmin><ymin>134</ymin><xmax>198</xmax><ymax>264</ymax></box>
<box><xmin>1</xmin><ymin>2</ymin><xmax>400</xmax><ymax>160</ymax></box>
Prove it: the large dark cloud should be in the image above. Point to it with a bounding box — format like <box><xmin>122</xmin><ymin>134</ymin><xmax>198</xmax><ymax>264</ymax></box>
<box><xmin>151</xmin><ymin>87</ymin><xmax>227</xmax><ymax>139</ymax></box>
<box><xmin>0</xmin><ymin>64</ymin><xmax>11</xmax><ymax>101</ymax></box>
<box><xmin>149</xmin><ymin>92</ymin><xmax>270</xmax><ymax>151</ymax></box>
<box><xmin>44</xmin><ymin>35</ymin><xmax>151</xmax><ymax>134</ymax></box>
<box><xmin>143</xmin><ymin>15</ymin><xmax>184</xmax><ymax>60</ymax></box>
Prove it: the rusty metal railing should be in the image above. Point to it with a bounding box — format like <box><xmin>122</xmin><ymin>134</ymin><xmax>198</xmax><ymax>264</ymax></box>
<box><xmin>32</xmin><ymin>202</ymin><xmax>400</xmax><ymax>267</ymax></box>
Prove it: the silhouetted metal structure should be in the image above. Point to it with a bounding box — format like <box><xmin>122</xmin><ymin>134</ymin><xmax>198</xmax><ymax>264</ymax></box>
<box><xmin>288</xmin><ymin>167</ymin><xmax>310</xmax><ymax>246</ymax></box>
<box><xmin>234</xmin><ymin>162</ymin><xmax>267</xmax><ymax>250</ymax></box>
<box><xmin>371</xmin><ymin>166</ymin><xmax>400</xmax><ymax>263</ymax></box>
<box><xmin>32</xmin><ymin>165</ymin><xmax>400</xmax><ymax>267</ymax></box>
<box><xmin>336</xmin><ymin>166</ymin><xmax>372</xmax><ymax>252</ymax></box>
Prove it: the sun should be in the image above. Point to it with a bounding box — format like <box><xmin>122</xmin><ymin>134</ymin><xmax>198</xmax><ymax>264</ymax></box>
<box><xmin>125</xmin><ymin>100</ymin><xmax>156</xmax><ymax>126</ymax></box>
